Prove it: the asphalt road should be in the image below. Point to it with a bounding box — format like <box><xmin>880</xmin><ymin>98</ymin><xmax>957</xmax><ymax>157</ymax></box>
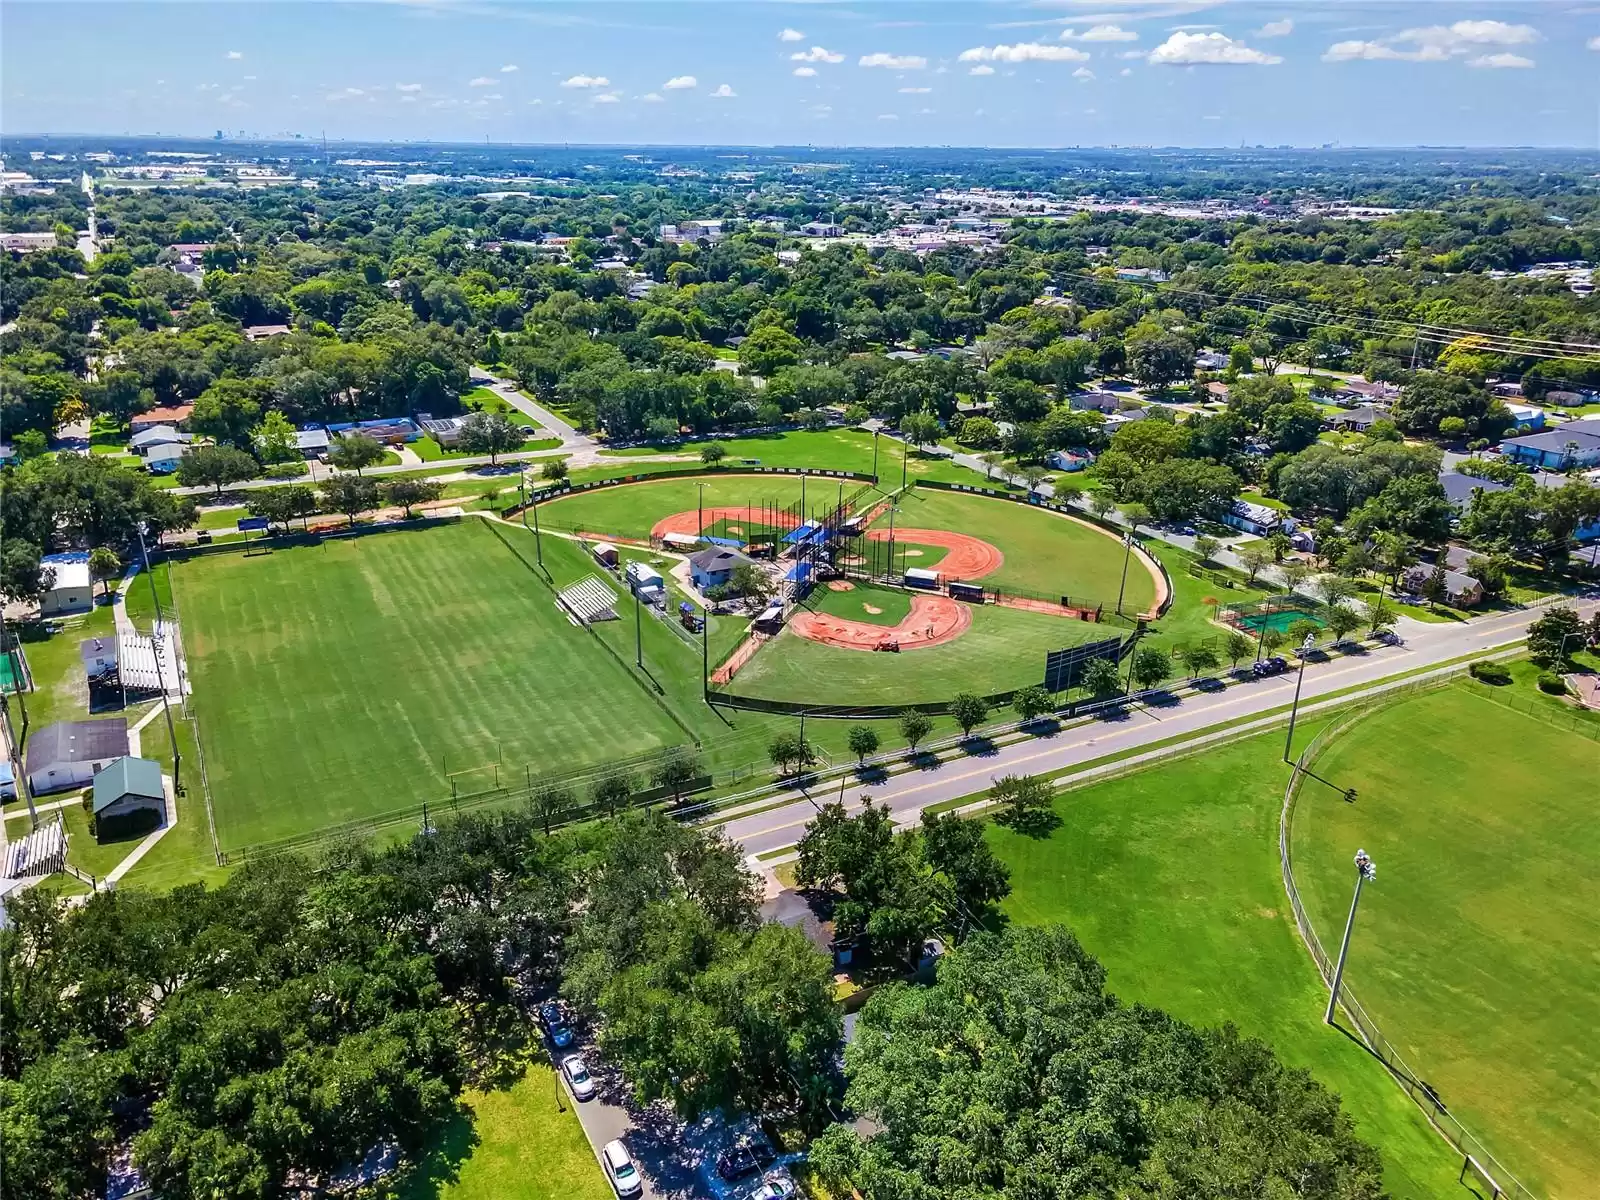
<box><xmin>716</xmin><ymin>595</ymin><xmax>1596</xmax><ymax>859</ymax></box>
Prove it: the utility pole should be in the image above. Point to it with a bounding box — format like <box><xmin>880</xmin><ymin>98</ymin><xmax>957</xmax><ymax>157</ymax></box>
<box><xmin>697</xmin><ymin>481</ymin><xmax>705</xmax><ymax>538</ymax></box>
<box><xmin>1283</xmin><ymin>633</ymin><xmax>1318</xmax><ymax>762</ymax></box>
<box><xmin>634</xmin><ymin>588</ymin><xmax>643</xmax><ymax>668</ymax></box>
<box><xmin>136</xmin><ymin>527</ymin><xmax>182</xmax><ymax>787</ymax></box>
<box><xmin>1115</xmin><ymin>532</ymin><xmax>1133</xmax><ymax>616</ymax></box>
<box><xmin>1325</xmin><ymin>849</ymin><xmax>1377</xmax><ymax>1024</ymax></box>
<box><xmin>701</xmin><ymin>601</ymin><xmax>709</xmax><ymax>702</ymax></box>
<box><xmin>531</xmin><ymin>487</ymin><xmax>543</xmax><ymax>566</ymax></box>
<box><xmin>872</xmin><ymin>429</ymin><xmax>880</xmax><ymax>481</ymax></box>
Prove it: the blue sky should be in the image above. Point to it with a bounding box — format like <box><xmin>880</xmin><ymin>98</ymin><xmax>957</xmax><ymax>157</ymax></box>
<box><xmin>5</xmin><ymin>1</ymin><xmax>1600</xmax><ymax>147</ymax></box>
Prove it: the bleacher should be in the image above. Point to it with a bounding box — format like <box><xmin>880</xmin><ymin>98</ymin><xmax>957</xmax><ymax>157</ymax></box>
<box><xmin>557</xmin><ymin>575</ymin><xmax>620</xmax><ymax>624</ymax></box>
<box><xmin>2</xmin><ymin>815</ymin><xmax>68</xmax><ymax>880</ymax></box>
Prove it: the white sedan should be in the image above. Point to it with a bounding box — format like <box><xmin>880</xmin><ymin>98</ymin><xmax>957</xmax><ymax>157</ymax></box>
<box><xmin>561</xmin><ymin>1054</ymin><xmax>596</xmax><ymax>1102</ymax></box>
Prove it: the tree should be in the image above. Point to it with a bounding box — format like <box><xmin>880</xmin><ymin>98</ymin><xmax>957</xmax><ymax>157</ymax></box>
<box><xmin>382</xmin><ymin>477</ymin><xmax>445</xmax><ymax>519</ymax></box>
<box><xmin>1261</xmin><ymin>627</ymin><xmax>1288</xmax><ymax>658</ymax></box>
<box><xmin>738</xmin><ymin>326</ymin><xmax>804</xmax><ymax>376</ymax></box>
<box><xmin>1178</xmin><ymin>643</ymin><xmax>1220</xmax><ymax>680</ymax></box>
<box><xmin>899</xmin><ymin>410</ymin><xmax>941</xmax><ymax>451</ymax></box>
<box><xmin>728</xmin><ymin>563</ymin><xmax>774</xmax><ymax>608</ymax></box>
<box><xmin>1237</xmin><ymin>543</ymin><xmax>1271</xmax><ymax>584</ymax></box>
<box><xmin>847</xmin><ymin>724</ymin><xmax>880</xmax><ymax>766</ymax></box>
<box><xmin>175</xmin><ymin>444</ymin><xmax>258</xmax><ymax>496</ymax></box>
<box><xmin>948</xmin><ymin>692</ymin><xmax>989</xmax><ymax>739</ymax></box>
<box><xmin>529</xmin><ymin>782</ymin><xmax>573</xmax><ymax>835</ymax></box>
<box><xmin>247</xmin><ymin>484</ymin><xmax>318</xmax><ymax>532</ymax></box>
<box><xmin>978</xmin><ymin>451</ymin><xmax>1004</xmax><ymax>480</ymax></box>
<box><xmin>1089</xmin><ymin>490</ymin><xmax>1117</xmax><ymax>522</ymax></box>
<box><xmin>1011</xmin><ymin>684</ymin><xmax>1053</xmax><ymax>724</ymax></box>
<box><xmin>328</xmin><ymin>433</ymin><xmax>386</xmax><ymax>476</ymax></box>
<box><xmin>87</xmin><ymin>547</ymin><xmax>121</xmax><ymax>601</ymax></box>
<box><xmin>767</xmin><ymin>733</ymin><xmax>815</xmax><ymax>778</ymax></box>
<box><xmin>1363</xmin><ymin>594</ymin><xmax>1396</xmax><ymax>637</ymax></box>
<box><xmin>1326</xmin><ymin>604</ymin><xmax>1363</xmax><ymax>644</ymax></box>
<box><xmin>253</xmin><ymin>409</ymin><xmax>300</xmax><ymax>465</ymax></box>
<box><xmin>700</xmin><ymin>442</ymin><xmax>727</xmax><ymax>466</ymax></box>
<box><xmin>989</xmin><ymin>773</ymin><xmax>1052</xmax><ymax>823</ymax></box>
<box><xmin>1223</xmin><ymin>629</ymin><xmax>1255</xmax><ymax>670</ymax></box>
<box><xmin>1020</xmin><ymin>465</ymin><xmax>1049</xmax><ymax>495</ymax></box>
<box><xmin>1419</xmin><ymin>562</ymin><xmax>1449</xmax><ymax>610</ymax></box>
<box><xmin>1288</xmin><ymin>618</ymin><xmax>1323</xmax><ymax>650</ymax></box>
<box><xmin>1528</xmin><ymin>605</ymin><xmax>1583</xmax><ymax>664</ymax></box>
<box><xmin>1130</xmin><ymin>645</ymin><xmax>1170</xmax><ymax>691</ymax></box>
<box><xmin>457</xmin><ymin>411</ymin><xmax>523</xmax><ymax>464</ymax></box>
<box><xmin>319</xmin><ymin>474</ymin><xmax>379</xmax><ymax>526</ymax></box>
<box><xmin>1313</xmin><ymin>573</ymin><xmax>1356</xmax><ymax>609</ymax></box>
<box><xmin>1192</xmin><ymin>534</ymin><xmax>1220</xmax><ymax>565</ymax></box>
<box><xmin>1130</xmin><ymin>458</ymin><xmax>1239</xmax><ymax>524</ymax></box>
<box><xmin>958</xmin><ymin>416</ymin><xmax>1001</xmax><ymax>449</ymax></box>
<box><xmin>899</xmin><ymin>709</ymin><xmax>934</xmax><ymax>755</ymax></box>
<box><xmin>189</xmin><ymin>377</ymin><xmax>267</xmax><ymax>449</ymax></box>
<box><xmin>1081</xmin><ymin>656</ymin><xmax>1122</xmax><ymax>701</ymax></box>
<box><xmin>542</xmin><ymin>457</ymin><xmax>568</xmax><ymax>482</ymax></box>
<box><xmin>650</xmin><ymin>747</ymin><xmax>700</xmax><ymax>808</ymax></box>
<box><xmin>1120</xmin><ymin>500</ymin><xmax>1151</xmax><ymax>533</ymax></box>
<box><xmin>1126</xmin><ymin>328</ymin><xmax>1195</xmax><ymax>391</ymax></box>
<box><xmin>592</xmin><ymin>771</ymin><xmax>635</xmax><ymax>818</ymax></box>
<box><xmin>919</xmin><ymin>810</ymin><xmax>1011</xmax><ymax>932</ymax></box>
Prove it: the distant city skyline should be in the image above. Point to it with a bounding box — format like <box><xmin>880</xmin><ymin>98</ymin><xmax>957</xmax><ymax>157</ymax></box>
<box><xmin>5</xmin><ymin>1</ymin><xmax>1600</xmax><ymax>148</ymax></box>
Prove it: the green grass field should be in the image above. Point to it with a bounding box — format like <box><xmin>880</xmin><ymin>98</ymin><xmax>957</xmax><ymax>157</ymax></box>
<box><xmin>538</xmin><ymin>475</ymin><xmax>856</xmax><ymax>542</ymax></box>
<box><xmin>1292</xmin><ymin>683</ymin><xmax>1599</xmax><ymax>1198</ymax></box>
<box><xmin>172</xmin><ymin>520</ymin><xmax>694</xmax><ymax>852</ymax></box>
<box><xmin>988</xmin><ymin>729</ymin><xmax>1469</xmax><ymax>1200</ymax></box>
<box><xmin>398</xmin><ymin>1063</ymin><xmax>610</xmax><ymax>1200</ymax></box>
<box><xmin>729</xmin><ymin>602</ymin><xmax>1106</xmax><ymax>706</ymax></box>
<box><xmin>884</xmin><ymin>488</ymin><xmax>1159</xmax><ymax>613</ymax></box>
<box><xmin>808</xmin><ymin>581</ymin><xmax>913</xmax><ymax>627</ymax></box>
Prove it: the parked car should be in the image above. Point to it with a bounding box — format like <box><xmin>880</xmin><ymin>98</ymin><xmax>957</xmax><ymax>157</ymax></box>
<box><xmin>751</xmin><ymin>1167</ymin><xmax>802</xmax><ymax>1199</ymax></box>
<box><xmin>1251</xmin><ymin>656</ymin><xmax>1289</xmax><ymax>677</ymax></box>
<box><xmin>715</xmin><ymin>1137</ymin><xmax>777</xmax><ymax>1183</ymax></box>
<box><xmin>539</xmin><ymin>1001</ymin><xmax>573</xmax><ymax>1048</ymax></box>
<box><xmin>561</xmin><ymin>1054</ymin><xmax>596</xmax><ymax>1102</ymax></box>
<box><xmin>602</xmin><ymin>1139</ymin><xmax>643</xmax><ymax>1197</ymax></box>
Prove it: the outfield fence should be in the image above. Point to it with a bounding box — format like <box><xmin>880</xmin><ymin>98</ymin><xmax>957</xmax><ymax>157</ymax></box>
<box><xmin>1280</xmin><ymin>676</ymin><xmax>1539</xmax><ymax>1200</ymax></box>
<box><xmin>1464</xmin><ymin>684</ymin><xmax>1600</xmax><ymax>741</ymax></box>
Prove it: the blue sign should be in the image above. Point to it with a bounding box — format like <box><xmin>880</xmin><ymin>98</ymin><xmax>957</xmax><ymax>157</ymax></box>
<box><xmin>238</xmin><ymin>517</ymin><xmax>270</xmax><ymax>532</ymax></box>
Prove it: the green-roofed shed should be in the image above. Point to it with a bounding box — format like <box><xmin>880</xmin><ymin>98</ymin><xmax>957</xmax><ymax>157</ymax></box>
<box><xmin>91</xmin><ymin>756</ymin><xmax>165</xmax><ymax>842</ymax></box>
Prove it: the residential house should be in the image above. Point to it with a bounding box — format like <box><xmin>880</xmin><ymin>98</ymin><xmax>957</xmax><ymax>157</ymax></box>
<box><xmin>327</xmin><ymin>417</ymin><xmax>420</xmax><ymax>445</ymax></box>
<box><xmin>242</xmin><ymin>323</ymin><xmax>292</xmax><ymax>341</ymax></box>
<box><xmin>1438</xmin><ymin>471</ymin><xmax>1508</xmax><ymax>515</ymax></box>
<box><xmin>1103</xmin><ymin>408</ymin><xmax>1149</xmax><ymax>432</ymax></box>
<box><xmin>24</xmin><ymin>718</ymin><xmax>130</xmax><ymax>795</ymax></box>
<box><xmin>1194</xmin><ymin>350</ymin><xmax>1229</xmax><ymax>372</ymax></box>
<box><xmin>145</xmin><ymin>441</ymin><xmax>188</xmax><ymax>474</ymax></box>
<box><xmin>1503</xmin><ymin>403</ymin><xmax>1546</xmax><ymax>431</ymax></box>
<box><xmin>419</xmin><ymin>416</ymin><xmax>466</xmax><ymax>448</ymax></box>
<box><xmin>1069</xmin><ymin>391</ymin><xmax>1121</xmax><ymax>413</ymax></box>
<box><xmin>0</xmin><ymin>443</ymin><xmax>16</xmax><ymax>467</ymax></box>
<box><xmin>91</xmin><ymin>756</ymin><xmax>166</xmax><ymax>841</ymax></box>
<box><xmin>1330</xmin><ymin>405</ymin><xmax>1389</xmax><ymax>433</ymax></box>
<box><xmin>294</xmin><ymin>428</ymin><xmax>331</xmax><ymax>458</ymax></box>
<box><xmin>130</xmin><ymin>404</ymin><xmax>194</xmax><ymax>434</ymax></box>
<box><xmin>689</xmin><ymin>547</ymin><xmax>755</xmax><ymax>592</ymax></box>
<box><xmin>1542</xmin><ymin>389</ymin><xmax>1595</xmax><ymax>408</ymax></box>
<box><xmin>1402</xmin><ymin>564</ymin><xmax>1484</xmax><ymax>608</ymax></box>
<box><xmin>1497</xmin><ymin>426</ymin><xmax>1600</xmax><ymax>470</ymax></box>
<box><xmin>1221</xmin><ymin>499</ymin><xmax>1295</xmax><ymax>537</ymax></box>
<box><xmin>1205</xmin><ymin>381</ymin><xmax>1231</xmax><ymax>402</ymax></box>
<box><xmin>1050</xmin><ymin>448</ymin><xmax>1095</xmax><ymax>472</ymax></box>
<box><xmin>1489</xmin><ymin>381</ymin><xmax>1523</xmax><ymax>399</ymax></box>
<box><xmin>800</xmin><ymin>221</ymin><xmax>843</xmax><ymax>238</ymax></box>
<box><xmin>39</xmin><ymin>553</ymin><xmax>94</xmax><ymax>617</ymax></box>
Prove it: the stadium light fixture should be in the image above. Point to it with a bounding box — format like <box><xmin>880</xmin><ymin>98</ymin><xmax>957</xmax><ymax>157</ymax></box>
<box><xmin>1325</xmin><ymin>848</ymin><xmax>1376</xmax><ymax>1025</ymax></box>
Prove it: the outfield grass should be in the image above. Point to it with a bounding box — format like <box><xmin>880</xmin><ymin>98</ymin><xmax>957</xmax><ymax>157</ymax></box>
<box><xmin>988</xmin><ymin>729</ymin><xmax>1469</xmax><ymax>1200</ymax></box>
<box><xmin>538</xmin><ymin>474</ymin><xmax>860</xmax><ymax>542</ymax></box>
<box><xmin>171</xmin><ymin>521</ymin><xmax>693</xmax><ymax>852</ymax></box>
<box><xmin>886</xmin><ymin>487</ymin><xmax>1159</xmax><ymax>613</ymax></box>
<box><xmin>1293</xmin><ymin>683</ymin><xmax>1599</xmax><ymax>1198</ymax></box>
<box><xmin>808</xmin><ymin>581</ymin><xmax>912</xmax><ymax>627</ymax></box>
<box><xmin>398</xmin><ymin>1063</ymin><xmax>611</xmax><ymax>1200</ymax></box>
<box><xmin>730</xmin><ymin>603</ymin><xmax>1106</xmax><ymax>706</ymax></box>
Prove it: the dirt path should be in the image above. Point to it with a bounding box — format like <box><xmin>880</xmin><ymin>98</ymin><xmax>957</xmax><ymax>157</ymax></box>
<box><xmin>651</xmin><ymin>506</ymin><xmax>802</xmax><ymax>540</ymax></box>
<box><xmin>863</xmin><ymin>528</ymin><xmax>1003</xmax><ymax>580</ymax></box>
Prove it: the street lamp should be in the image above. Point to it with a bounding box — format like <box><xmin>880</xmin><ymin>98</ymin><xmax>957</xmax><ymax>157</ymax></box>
<box><xmin>1282</xmin><ymin>631</ymin><xmax>1319</xmax><ymax>763</ymax></box>
<box><xmin>1115</xmin><ymin>532</ymin><xmax>1134</xmax><ymax>616</ymax></box>
<box><xmin>1325</xmin><ymin>848</ymin><xmax>1377</xmax><ymax>1025</ymax></box>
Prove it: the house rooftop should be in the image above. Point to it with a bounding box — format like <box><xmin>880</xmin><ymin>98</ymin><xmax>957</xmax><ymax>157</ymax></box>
<box><xmin>1439</xmin><ymin>472</ymin><xmax>1509</xmax><ymax>508</ymax></box>
<box><xmin>92</xmin><ymin>756</ymin><xmax>164</xmax><ymax>815</ymax></box>
<box><xmin>689</xmin><ymin>547</ymin><xmax>754</xmax><ymax>573</ymax></box>
<box><xmin>23</xmin><ymin>719</ymin><xmax>129</xmax><ymax>776</ymax></box>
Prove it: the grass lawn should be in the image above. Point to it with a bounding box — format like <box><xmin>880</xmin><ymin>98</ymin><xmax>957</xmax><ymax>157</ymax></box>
<box><xmin>808</xmin><ymin>581</ymin><xmax>913</xmax><ymax>627</ymax></box>
<box><xmin>1293</xmin><ymin>683</ymin><xmax>1599</xmax><ymax>1198</ymax></box>
<box><xmin>887</xmin><ymin>487</ymin><xmax>1159</xmax><ymax>613</ymax></box>
<box><xmin>170</xmin><ymin>520</ymin><xmax>695</xmax><ymax>854</ymax></box>
<box><xmin>989</xmin><ymin>729</ymin><xmax>1469</xmax><ymax>1200</ymax></box>
<box><xmin>729</xmin><ymin>602</ymin><xmax>1106</xmax><ymax>706</ymax></box>
<box><xmin>538</xmin><ymin>474</ymin><xmax>863</xmax><ymax>542</ymax></box>
<box><xmin>10</xmin><ymin>597</ymin><xmax>119</xmax><ymax>729</ymax></box>
<box><xmin>398</xmin><ymin>1062</ymin><xmax>611</xmax><ymax>1200</ymax></box>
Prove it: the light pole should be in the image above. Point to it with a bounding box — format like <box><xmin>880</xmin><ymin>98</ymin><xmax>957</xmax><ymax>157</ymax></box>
<box><xmin>1115</xmin><ymin>532</ymin><xmax>1133</xmax><ymax>616</ymax></box>
<box><xmin>871</xmin><ymin>429</ymin><xmax>880</xmax><ymax>481</ymax></box>
<box><xmin>697</xmin><ymin>481</ymin><xmax>705</xmax><ymax>538</ymax></box>
<box><xmin>1325</xmin><ymin>848</ymin><xmax>1377</xmax><ymax>1025</ymax></box>
<box><xmin>1283</xmin><ymin>632</ymin><xmax>1319</xmax><ymax>763</ymax></box>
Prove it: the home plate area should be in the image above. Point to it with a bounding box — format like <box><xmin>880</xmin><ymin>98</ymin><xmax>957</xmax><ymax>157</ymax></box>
<box><xmin>789</xmin><ymin>593</ymin><xmax>972</xmax><ymax>652</ymax></box>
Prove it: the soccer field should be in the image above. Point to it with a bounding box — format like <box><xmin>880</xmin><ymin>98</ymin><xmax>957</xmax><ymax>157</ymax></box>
<box><xmin>1292</xmin><ymin>683</ymin><xmax>1600</xmax><ymax>1198</ymax></box>
<box><xmin>174</xmin><ymin>520</ymin><xmax>692</xmax><ymax>853</ymax></box>
<box><xmin>727</xmin><ymin>602</ymin><xmax>1107</xmax><ymax>706</ymax></box>
<box><xmin>884</xmin><ymin>487</ymin><xmax>1161</xmax><ymax>613</ymax></box>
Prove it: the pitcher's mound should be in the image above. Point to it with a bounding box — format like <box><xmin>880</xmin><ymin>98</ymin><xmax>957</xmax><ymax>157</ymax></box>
<box><xmin>826</xmin><ymin>580</ymin><xmax>855</xmax><ymax>592</ymax></box>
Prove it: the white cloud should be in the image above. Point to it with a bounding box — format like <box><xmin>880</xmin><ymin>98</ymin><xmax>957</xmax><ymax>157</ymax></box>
<box><xmin>1148</xmin><ymin>31</ymin><xmax>1282</xmax><ymax>65</ymax></box>
<box><xmin>1324</xmin><ymin>20</ymin><xmax>1540</xmax><ymax>64</ymax></box>
<box><xmin>899</xmin><ymin>85</ymin><xmax>931</xmax><ymax>93</ymax></box>
<box><xmin>877</xmin><ymin>113</ymin><xmax>898</xmax><ymax>120</ymax></box>
<box><xmin>326</xmin><ymin>87</ymin><xmax>365</xmax><ymax>101</ymax></box>
<box><xmin>663</xmin><ymin>75</ymin><xmax>697</xmax><ymax>89</ymax></box>
<box><xmin>859</xmin><ymin>52</ymin><xmax>927</xmax><ymax>69</ymax></box>
<box><xmin>960</xmin><ymin>42</ymin><xmax>1090</xmax><ymax>63</ymax></box>
<box><xmin>969</xmin><ymin>64</ymin><xmax>996</xmax><ymax>75</ymax></box>
<box><xmin>1120</xmin><ymin>67</ymin><xmax>1133</xmax><ymax>76</ymax></box>
<box><xmin>1255</xmin><ymin>19</ymin><xmax>1294</xmax><ymax>38</ymax></box>
<box><xmin>561</xmin><ymin>74</ymin><xmax>610</xmax><ymax>88</ymax></box>
<box><xmin>396</xmin><ymin>82</ymin><xmax>423</xmax><ymax>92</ymax></box>
<box><xmin>791</xmin><ymin>45</ymin><xmax>845</xmax><ymax>64</ymax></box>
<box><xmin>226</xmin><ymin>50</ymin><xmax>243</xmax><ymax>59</ymax></box>
<box><xmin>469</xmin><ymin>76</ymin><xmax>497</xmax><ymax>87</ymax></box>
<box><xmin>641</xmin><ymin>92</ymin><xmax>663</xmax><ymax>102</ymax></box>
<box><xmin>500</xmin><ymin>63</ymin><xmax>518</xmax><ymax>73</ymax></box>
<box><xmin>1073</xmin><ymin>67</ymin><xmax>1095</xmax><ymax>80</ymax></box>
<box><xmin>1063</xmin><ymin>24</ymin><xmax>1138</xmax><ymax>42</ymax></box>
<box><xmin>793</xmin><ymin>66</ymin><xmax>818</xmax><ymax>77</ymax></box>
<box><xmin>593</xmin><ymin>91</ymin><xmax>620</xmax><ymax>103</ymax></box>
<box><xmin>1118</xmin><ymin>49</ymin><xmax>1147</xmax><ymax>59</ymax></box>
<box><xmin>711</xmin><ymin>83</ymin><xmax>736</xmax><ymax>98</ymax></box>
<box><xmin>779</xmin><ymin>28</ymin><xmax>804</xmax><ymax>42</ymax></box>
<box><xmin>1588</xmin><ymin>35</ymin><xmax>1600</xmax><ymax>50</ymax></box>
<box><xmin>1467</xmin><ymin>52</ymin><xmax>1534</xmax><ymax>68</ymax></box>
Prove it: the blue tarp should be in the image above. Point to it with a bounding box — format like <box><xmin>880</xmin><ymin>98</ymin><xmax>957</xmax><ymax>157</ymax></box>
<box><xmin>782</xmin><ymin>522</ymin><xmax>822</xmax><ymax>546</ymax></box>
<box><xmin>784</xmin><ymin>561</ymin><xmax>814</xmax><ymax>583</ymax></box>
<box><xmin>703</xmin><ymin>535</ymin><xmax>744</xmax><ymax>548</ymax></box>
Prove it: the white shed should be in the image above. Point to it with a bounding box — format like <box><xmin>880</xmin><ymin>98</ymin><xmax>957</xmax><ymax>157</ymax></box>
<box><xmin>39</xmin><ymin>554</ymin><xmax>93</xmax><ymax>617</ymax></box>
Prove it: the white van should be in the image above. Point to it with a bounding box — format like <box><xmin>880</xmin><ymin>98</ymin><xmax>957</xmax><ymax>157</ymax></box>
<box><xmin>602</xmin><ymin>1139</ymin><xmax>643</xmax><ymax>1197</ymax></box>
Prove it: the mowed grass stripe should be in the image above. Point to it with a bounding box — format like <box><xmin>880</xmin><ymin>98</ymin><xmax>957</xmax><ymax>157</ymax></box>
<box><xmin>177</xmin><ymin>521</ymin><xmax>686</xmax><ymax>850</ymax></box>
<box><xmin>1293</xmin><ymin>684</ymin><xmax>1600</xmax><ymax>1198</ymax></box>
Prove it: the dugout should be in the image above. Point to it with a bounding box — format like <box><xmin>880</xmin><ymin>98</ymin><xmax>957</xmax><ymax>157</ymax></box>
<box><xmin>591</xmin><ymin>542</ymin><xmax>620</xmax><ymax>568</ymax></box>
<box><xmin>904</xmin><ymin>567</ymin><xmax>941</xmax><ymax>590</ymax></box>
<box><xmin>948</xmin><ymin>581</ymin><xmax>985</xmax><ymax>604</ymax></box>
